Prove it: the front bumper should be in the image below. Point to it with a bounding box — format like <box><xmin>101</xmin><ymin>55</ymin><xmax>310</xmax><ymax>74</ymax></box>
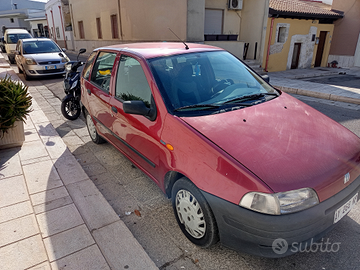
<box><xmin>24</xmin><ymin>63</ymin><xmax>66</xmax><ymax>77</ymax></box>
<box><xmin>201</xmin><ymin>174</ymin><xmax>360</xmax><ymax>258</ymax></box>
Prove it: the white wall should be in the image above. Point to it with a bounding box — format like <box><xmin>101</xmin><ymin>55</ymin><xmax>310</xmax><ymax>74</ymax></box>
<box><xmin>354</xmin><ymin>32</ymin><xmax>360</xmax><ymax>67</ymax></box>
<box><xmin>45</xmin><ymin>0</ymin><xmax>67</xmax><ymax>48</ymax></box>
<box><xmin>322</xmin><ymin>0</ymin><xmax>333</xmax><ymax>5</ymax></box>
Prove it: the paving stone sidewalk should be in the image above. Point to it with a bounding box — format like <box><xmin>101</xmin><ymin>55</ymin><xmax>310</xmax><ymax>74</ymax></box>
<box><xmin>0</xmin><ymin>58</ymin><xmax>157</xmax><ymax>269</ymax></box>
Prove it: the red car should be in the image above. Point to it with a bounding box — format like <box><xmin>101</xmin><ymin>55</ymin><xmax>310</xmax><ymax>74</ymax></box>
<box><xmin>80</xmin><ymin>42</ymin><xmax>360</xmax><ymax>257</ymax></box>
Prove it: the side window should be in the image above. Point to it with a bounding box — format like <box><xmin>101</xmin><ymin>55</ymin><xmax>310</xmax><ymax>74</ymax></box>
<box><xmin>115</xmin><ymin>55</ymin><xmax>152</xmax><ymax>108</ymax></box>
<box><xmin>82</xmin><ymin>51</ymin><xmax>97</xmax><ymax>80</ymax></box>
<box><xmin>90</xmin><ymin>51</ymin><xmax>117</xmax><ymax>93</ymax></box>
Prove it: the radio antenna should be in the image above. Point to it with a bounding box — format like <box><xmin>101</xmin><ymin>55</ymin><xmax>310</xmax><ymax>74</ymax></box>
<box><xmin>168</xmin><ymin>28</ymin><xmax>189</xmax><ymax>50</ymax></box>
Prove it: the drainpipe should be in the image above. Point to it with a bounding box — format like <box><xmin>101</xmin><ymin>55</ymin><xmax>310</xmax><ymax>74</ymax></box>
<box><xmin>50</xmin><ymin>9</ymin><xmax>57</xmax><ymax>43</ymax></box>
<box><xmin>117</xmin><ymin>0</ymin><xmax>123</xmax><ymax>39</ymax></box>
<box><xmin>58</xmin><ymin>6</ymin><xmax>67</xmax><ymax>49</ymax></box>
<box><xmin>265</xmin><ymin>17</ymin><xmax>275</xmax><ymax>72</ymax></box>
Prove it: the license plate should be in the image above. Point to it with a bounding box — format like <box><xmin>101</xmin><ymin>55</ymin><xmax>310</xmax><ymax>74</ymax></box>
<box><xmin>45</xmin><ymin>65</ymin><xmax>56</xmax><ymax>70</ymax></box>
<box><xmin>334</xmin><ymin>193</ymin><xmax>358</xmax><ymax>223</ymax></box>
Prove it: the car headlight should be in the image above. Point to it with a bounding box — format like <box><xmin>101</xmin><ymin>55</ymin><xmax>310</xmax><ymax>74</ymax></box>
<box><xmin>62</xmin><ymin>56</ymin><xmax>70</xmax><ymax>63</ymax></box>
<box><xmin>239</xmin><ymin>188</ymin><xmax>319</xmax><ymax>215</ymax></box>
<box><xmin>25</xmin><ymin>58</ymin><xmax>37</xmax><ymax>65</ymax></box>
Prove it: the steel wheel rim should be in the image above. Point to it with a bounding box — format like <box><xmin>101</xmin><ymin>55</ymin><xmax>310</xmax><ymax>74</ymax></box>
<box><xmin>86</xmin><ymin>114</ymin><xmax>97</xmax><ymax>140</ymax></box>
<box><xmin>175</xmin><ymin>189</ymin><xmax>206</xmax><ymax>239</ymax></box>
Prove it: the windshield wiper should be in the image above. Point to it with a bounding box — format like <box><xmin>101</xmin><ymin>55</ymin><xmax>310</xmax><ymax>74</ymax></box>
<box><xmin>174</xmin><ymin>104</ymin><xmax>221</xmax><ymax>112</ymax></box>
<box><xmin>222</xmin><ymin>92</ymin><xmax>278</xmax><ymax>105</ymax></box>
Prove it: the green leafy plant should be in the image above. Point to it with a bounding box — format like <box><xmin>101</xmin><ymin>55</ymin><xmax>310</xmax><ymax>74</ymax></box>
<box><xmin>0</xmin><ymin>75</ymin><xmax>32</xmax><ymax>137</ymax></box>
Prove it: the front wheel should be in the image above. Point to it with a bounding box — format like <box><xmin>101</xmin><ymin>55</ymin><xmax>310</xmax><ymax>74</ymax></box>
<box><xmin>61</xmin><ymin>95</ymin><xmax>81</xmax><ymax>120</ymax></box>
<box><xmin>171</xmin><ymin>177</ymin><xmax>219</xmax><ymax>248</ymax></box>
<box><xmin>17</xmin><ymin>64</ymin><xmax>23</xmax><ymax>74</ymax></box>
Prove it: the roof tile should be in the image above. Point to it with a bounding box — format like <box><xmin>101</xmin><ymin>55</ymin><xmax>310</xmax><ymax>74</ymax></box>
<box><xmin>269</xmin><ymin>0</ymin><xmax>343</xmax><ymax>17</ymax></box>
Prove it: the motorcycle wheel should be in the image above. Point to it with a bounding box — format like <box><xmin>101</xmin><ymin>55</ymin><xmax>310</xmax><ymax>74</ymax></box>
<box><xmin>61</xmin><ymin>96</ymin><xmax>81</xmax><ymax>120</ymax></box>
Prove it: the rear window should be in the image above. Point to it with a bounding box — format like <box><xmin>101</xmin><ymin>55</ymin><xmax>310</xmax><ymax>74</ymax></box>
<box><xmin>6</xmin><ymin>33</ymin><xmax>32</xmax><ymax>44</ymax></box>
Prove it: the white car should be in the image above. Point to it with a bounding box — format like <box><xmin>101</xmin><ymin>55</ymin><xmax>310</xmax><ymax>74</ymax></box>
<box><xmin>15</xmin><ymin>38</ymin><xmax>70</xmax><ymax>80</ymax></box>
<box><xmin>3</xmin><ymin>29</ymin><xmax>32</xmax><ymax>63</ymax></box>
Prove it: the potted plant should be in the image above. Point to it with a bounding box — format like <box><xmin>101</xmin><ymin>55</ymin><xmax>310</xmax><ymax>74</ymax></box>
<box><xmin>0</xmin><ymin>75</ymin><xmax>32</xmax><ymax>148</ymax></box>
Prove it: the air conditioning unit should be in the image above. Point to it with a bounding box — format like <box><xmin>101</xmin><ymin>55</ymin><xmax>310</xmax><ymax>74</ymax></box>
<box><xmin>228</xmin><ymin>0</ymin><xmax>243</xmax><ymax>10</ymax></box>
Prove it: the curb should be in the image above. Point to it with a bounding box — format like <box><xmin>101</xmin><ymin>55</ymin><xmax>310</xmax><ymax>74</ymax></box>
<box><xmin>274</xmin><ymin>85</ymin><xmax>360</xmax><ymax>105</ymax></box>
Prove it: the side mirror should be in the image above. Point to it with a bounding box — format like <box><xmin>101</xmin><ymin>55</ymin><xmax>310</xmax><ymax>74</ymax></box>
<box><xmin>123</xmin><ymin>100</ymin><xmax>156</xmax><ymax>120</ymax></box>
<box><xmin>79</xmin><ymin>48</ymin><xmax>86</xmax><ymax>54</ymax></box>
<box><xmin>261</xmin><ymin>75</ymin><xmax>270</xmax><ymax>83</ymax></box>
<box><xmin>62</xmin><ymin>48</ymin><xmax>67</xmax><ymax>52</ymax></box>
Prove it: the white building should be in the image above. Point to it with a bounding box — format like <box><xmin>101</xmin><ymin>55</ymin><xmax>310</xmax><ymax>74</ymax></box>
<box><xmin>45</xmin><ymin>0</ymin><xmax>72</xmax><ymax>49</ymax></box>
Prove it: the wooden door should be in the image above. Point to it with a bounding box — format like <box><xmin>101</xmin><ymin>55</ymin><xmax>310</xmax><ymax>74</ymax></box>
<box><xmin>315</xmin><ymin>31</ymin><xmax>327</xmax><ymax>67</ymax></box>
<box><xmin>291</xmin><ymin>43</ymin><xmax>301</xmax><ymax>69</ymax></box>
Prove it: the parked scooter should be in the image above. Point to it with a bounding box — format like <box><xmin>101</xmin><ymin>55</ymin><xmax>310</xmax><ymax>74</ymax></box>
<box><xmin>61</xmin><ymin>48</ymin><xmax>86</xmax><ymax>120</ymax></box>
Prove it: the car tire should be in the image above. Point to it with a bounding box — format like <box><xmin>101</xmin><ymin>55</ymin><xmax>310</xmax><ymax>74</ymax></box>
<box><xmin>171</xmin><ymin>177</ymin><xmax>219</xmax><ymax>248</ymax></box>
<box><xmin>61</xmin><ymin>96</ymin><xmax>81</xmax><ymax>120</ymax></box>
<box><xmin>17</xmin><ymin>64</ymin><xmax>23</xmax><ymax>74</ymax></box>
<box><xmin>9</xmin><ymin>57</ymin><xmax>15</xmax><ymax>64</ymax></box>
<box><xmin>85</xmin><ymin>110</ymin><xmax>105</xmax><ymax>144</ymax></box>
<box><xmin>24</xmin><ymin>71</ymin><xmax>31</xmax><ymax>81</ymax></box>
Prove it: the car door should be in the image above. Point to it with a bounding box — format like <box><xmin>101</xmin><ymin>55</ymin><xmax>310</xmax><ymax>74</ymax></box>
<box><xmin>82</xmin><ymin>50</ymin><xmax>118</xmax><ymax>141</ymax></box>
<box><xmin>108</xmin><ymin>53</ymin><xmax>168</xmax><ymax>182</ymax></box>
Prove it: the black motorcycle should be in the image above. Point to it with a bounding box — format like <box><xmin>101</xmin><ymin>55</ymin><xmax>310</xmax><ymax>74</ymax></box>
<box><xmin>61</xmin><ymin>48</ymin><xmax>86</xmax><ymax>120</ymax></box>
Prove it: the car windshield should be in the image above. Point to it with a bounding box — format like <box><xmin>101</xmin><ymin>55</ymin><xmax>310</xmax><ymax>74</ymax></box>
<box><xmin>6</xmin><ymin>33</ymin><xmax>32</xmax><ymax>44</ymax></box>
<box><xmin>149</xmin><ymin>51</ymin><xmax>278</xmax><ymax>116</ymax></box>
<box><xmin>23</xmin><ymin>40</ymin><xmax>61</xmax><ymax>54</ymax></box>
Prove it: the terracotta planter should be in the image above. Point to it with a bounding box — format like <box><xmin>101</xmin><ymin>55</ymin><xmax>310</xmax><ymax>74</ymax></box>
<box><xmin>0</xmin><ymin>121</ymin><xmax>25</xmax><ymax>149</ymax></box>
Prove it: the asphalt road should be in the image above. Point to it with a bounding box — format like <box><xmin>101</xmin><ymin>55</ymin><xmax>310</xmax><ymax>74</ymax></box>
<box><xmin>302</xmin><ymin>74</ymin><xmax>360</xmax><ymax>89</ymax></box>
<box><xmin>7</xmin><ymin>56</ymin><xmax>360</xmax><ymax>270</ymax></box>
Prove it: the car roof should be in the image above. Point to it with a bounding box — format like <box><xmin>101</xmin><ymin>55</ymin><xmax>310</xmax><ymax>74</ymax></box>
<box><xmin>93</xmin><ymin>42</ymin><xmax>223</xmax><ymax>59</ymax></box>
<box><xmin>21</xmin><ymin>38</ymin><xmax>53</xmax><ymax>43</ymax></box>
<box><xmin>5</xmin><ymin>29</ymin><xmax>30</xmax><ymax>34</ymax></box>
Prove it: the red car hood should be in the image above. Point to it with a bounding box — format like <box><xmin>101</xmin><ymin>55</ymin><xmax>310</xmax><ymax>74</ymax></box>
<box><xmin>181</xmin><ymin>93</ymin><xmax>360</xmax><ymax>201</ymax></box>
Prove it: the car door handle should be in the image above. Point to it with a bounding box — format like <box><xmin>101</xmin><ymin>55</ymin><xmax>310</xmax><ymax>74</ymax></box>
<box><xmin>87</xmin><ymin>89</ymin><xmax>91</xmax><ymax>95</ymax></box>
<box><xmin>111</xmin><ymin>106</ymin><xmax>118</xmax><ymax>114</ymax></box>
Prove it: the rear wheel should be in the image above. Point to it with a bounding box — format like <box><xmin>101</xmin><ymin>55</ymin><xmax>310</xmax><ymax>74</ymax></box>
<box><xmin>85</xmin><ymin>110</ymin><xmax>105</xmax><ymax>144</ymax></box>
<box><xmin>171</xmin><ymin>177</ymin><xmax>219</xmax><ymax>248</ymax></box>
<box><xmin>9</xmin><ymin>56</ymin><xmax>15</xmax><ymax>64</ymax></box>
<box><xmin>61</xmin><ymin>96</ymin><xmax>81</xmax><ymax>120</ymax></box>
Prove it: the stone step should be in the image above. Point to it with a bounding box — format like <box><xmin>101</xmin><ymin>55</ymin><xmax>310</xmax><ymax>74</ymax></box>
<box><xmin>243</xmin><ymin>60</ymin><xmax>266</xmax><ymax>75</ymax></box>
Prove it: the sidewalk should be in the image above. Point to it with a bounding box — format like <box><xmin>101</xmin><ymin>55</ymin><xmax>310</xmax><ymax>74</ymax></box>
<box><xmin>268</xmin><ymin>66</ymin><xmax>360</xmax><ymax>106</ymax></box>
<box><xmin>0</xmin><ymin>55</ymin><xmax>157</xmax><ymax>269</ymax></box>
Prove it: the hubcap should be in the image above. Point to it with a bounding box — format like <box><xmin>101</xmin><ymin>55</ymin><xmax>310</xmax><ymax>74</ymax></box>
<box><xmin>65</xmin><ymin>100</ymin><xmax>78</xmax><ymax>116</ymax></box>
<box><xmin>86</xmin><ymin>114</ymin><xmax>97</xmax><ymax>140</ymax></box>
<box><xmin>175</xmin><ymin>189</ymin><xmax>206</xmax><ymax>239</ymax></box>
